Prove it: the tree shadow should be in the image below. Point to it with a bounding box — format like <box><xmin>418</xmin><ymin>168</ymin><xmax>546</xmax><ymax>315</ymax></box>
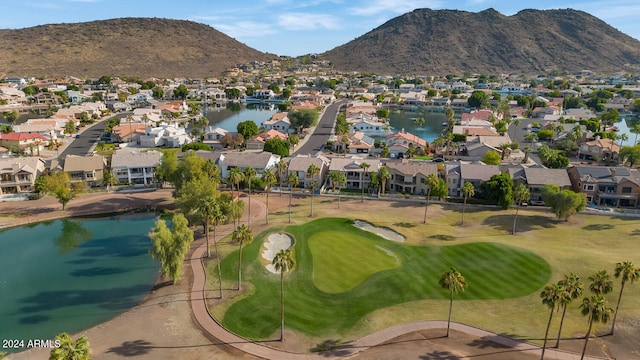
<box><xmin>630</xmin><ymin>229</ymin><xmax>640</xmax><ymax>236</ymax></box>
<box><xmin>467</xmin><ymin>336</ymin><xmax>511</xmax><ymax>349</ymax></box>
<box><xmin>310</xmin><ymin>339</ymin><xmax>354</xmax><ymax>357</ymax></box>
<box><xmin>107</xmin><ymin>339</ymin><xmax>154</xmax><ymax>356</ymax></box>
<box><xmin>582</xmin><ymin>224</ymin><xmax>614</xmax><ymax>231</ymax></box>
<box><xmin>70</xmin><ymin>266</ymin><xmax>127</xmax><ymax>277</ymax></box>
<box><xmin>419</xmin><ymin>350</ymin><xmax>461</xmax><ymax>360</ymax></box>
<box><xmin>482</xmin><ymin>215</ymin><xmax>557</xmax><ymax>233</ymax></box>
<box><xmin>429</xmin><ymin>234</ymin><xmax>456</xmax><ymax>241</ymax></box>
<box><xmin>394</xmin><ymin>222</ymin><xmax>417</xmax><ymax>228</ymax></box>
<box><xmin>18</xmin><ymin>314</ymin><xmax>50</xmax><ymax>324</ymax></box>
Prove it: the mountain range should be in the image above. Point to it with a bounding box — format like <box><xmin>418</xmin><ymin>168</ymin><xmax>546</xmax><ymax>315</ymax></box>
<box><xmin>1</xmin><ymin>9</ymin><xmax>640</xmax><ymax>78</ymax></box>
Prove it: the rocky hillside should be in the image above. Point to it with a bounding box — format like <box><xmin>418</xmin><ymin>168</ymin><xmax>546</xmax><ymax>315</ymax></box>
<box><xmin>0</xmin><ymin>18</ymin><xmax>275</xmax><ymax>78</ymax></box>
<box><xmin>321</xmin><ymin>8</ymin><xmax>640</xmax><ymax>75</ymax></box>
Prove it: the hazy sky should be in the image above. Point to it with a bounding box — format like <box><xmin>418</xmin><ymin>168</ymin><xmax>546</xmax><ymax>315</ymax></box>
<box><xmin>1</xmin><ymin>0</ymin><xmax>638</xmax><ymax>56</ymax></box>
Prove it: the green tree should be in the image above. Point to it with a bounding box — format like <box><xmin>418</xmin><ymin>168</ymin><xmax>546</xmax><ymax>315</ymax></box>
<box><xmin>482</xmin><ymin>150</ymin><xmax>501</xmax><ymax>165</ymax></box>
<box><xmin>512</xmin><ymin>184</ymin><xmax>530</xmax><ymax>235</ymax></box>
<box><xmin>65</xmin><ymin>120</ymin><xmax>77</xmax><ymax>135</ymax></box>
<box><xmin>413</xmin><ymin>116</ymin><xmax>426</xmax><ymax>128</ymax></box>
<box><xmin>468</xmin><ymin>90</ymin><xmax>489</xmax><ymax>109</ymax></box>
<box><xmin>287</xmin><ymin>133</ymin><xmax>299</xmax><ymax>148</ymax></box>
<box><xmin>225</xmin><ymin>88</ymin><xmax>241</xmax><ymax>99</ymax></box>
<box><xmin>376</xmin><ymin>108</ymin><xmax>389</xmax><ymax>119</ymax></box>
<box><xmin>264</xmin><ymin>137</ymin><xmax>290</xmax><ymax>157</ymax></box>
<box><xmin>289</xmin><ymin>109</ymin><xmax>319</xmax><ymax>133</ymax></box>
<box><xmin>378</xmin><ymin>165</ymin><xmax>391</xmax><ymax>196</ymax></box>
<box><xmin>588</xmin><ymin>270</ymin><xmax>613</xmax><ymax>296</ymax></box>
<box><xmin>173</xmin><ymin>84</ymin><xmax>188</xmax><ymax>99</ymax></box>
<box><xmin>461</xmin><ymin>181</ymin><xmax>474</xmax><ymax>225</ymax></box>
<box><xmin>237</xmin><ymin>120</ymin><xmax>259</xmax><ymax>145</ymax></box>
<box><xmin>286</xmin><ymin>172</ymin><xmax>299</xmax><ymax>223</ymax></box>
<box><xmin>359</xmin><ymin>162</ymin><xmax>371</xmax><ymax>203</ymax></box>
<box><xmin>232</xmin><ymin>224</ymin><xmax>253</xmax><ymax>291</ymax></box>
<box><xmin>307</xmin><ymin>163</ymin><xmax>320</xmax><ymax>217</ymax></box>
<box><xmin>619</xmin><ymin>145</ymin><xmax>640</xmax><ymax>166</ymax></box>
<box><xmin>630</xmin><ymin>121</ymin><xmax>640</xmax><ymax>145</ymax></box>
<box><xmin>541</xmin><ymin>185</ymin><xmax>587</xmax><ymax>221</ymax></box>
<box><xmin>611</xmin><ymin>261</ymin><xmax>639</xmax><ymax>335</ymax></box>
<box><xmin>273</xmin><ymin>248</ymin><xmax>295</xmax><ymax>341</ymax></box>
<box><xmin>156</xmin><ymin>151</ymin><xmax>179</xmax><ymax>187</ymax></box>
<box><xmin>579</xmin><ymin>295</ymin><xmax>613</xmax><ymax>360</ymax></box>
<box><xmin>479</xmin><ymin>173</ymin><xmax>514</xmax><ymax>209</ymax></box>
<box><xmin>540</xmin><ymin>283</ymin><xmax>565</xmax><ymax>360</ymax></box>
<box><xmin>49</xmin><ymin>333</ymin><xmax>91</xmax><ymax>360</ymax></box>
<box><xmin>439</xmin><ymin>267</ymin><xmax>468</xmax><ymax>337</ymax></box>
<box><xmin>555</xmin><ymin>273</ymin><xmax>584</xmax><ymax>348</ymax></box>
<box><xmin>261</xmin><ymin>167</ymin><xmax>277</xmax><ymax>224</ymax></box>
<box><xmin>424</xmin><ymin>174</ymin><xmax>447</xmax><ymax>224</ymax></box>
<box><xmin>44</xmin><ymin>172</ymin><xmax>85</xmax><ymax>210</ymax></box>
<box><xmin>148</xmin><ymin>214</ymin><xmax>193</xmax><ymax>284</ymax></box>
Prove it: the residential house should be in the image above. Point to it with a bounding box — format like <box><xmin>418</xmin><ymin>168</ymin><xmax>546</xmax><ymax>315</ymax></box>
<box><xmin>202</xmin><ymin>127</ymin><xmax>228</xmax><ymax>150</ymax></box>
<box><xmin>385</xmin><ymin>159</ymin><xmax>438</xmax><ymax>195</ymax></box>
<box><xmin>504</xmin><ymin>165</ymin><xmax>572</xmax><ymax>205</ymax></box>
<box><xmin>345</xmin><ymin>132</ymin><xmax>374</xmax><ymax>155</ymax></box>
<box><xmin>63</xmin><ymin>155</ymin><xmax>106</xmax><ymax>187</ymax></box>
<box><xmin>218</xmin><ymin>151</ymin><xmax>281</xmax><ymax>179</ymax></box>
<box><xmin>350</xmin><ymin>116</ymin><xmax>391</xmax><ymax>137</ymax></box>
<box><xmin>327</xmin><ymin>156</ymin><xmax>380</xmax><ymax>190</ymax></box>
<box><xmin>447</xmin><ymin>162</ymin><xmax>501</xmax><ymax>197</ymax></box>
<box><xmin>285</xmin><ymin>154</ymin><xmax>330</xmax><ymax>189</ymax></box>
<box><xmin>139</xmin><ymin>123</ymin><xmax>192</xmax><ymax>148</ymax></box>
<box><xmin>262</xmin><ymin>112</ymin><xmax>291</xmax><ymax>133</ymax></box>
<box><xmin>563</xmin><ymin>108</ymin><xmax>595</xmax><ymax>121</ymax></box>
<box><xmin>385</xmin><ymin>129</ymin><xmax>428</xmax><ymax>158</ymax></box>
<box><xmin>345</xmin><ymin>101</ymin><xmax>377</xmax><ymax>117</ymax></box>
<box><xmin>0</xmin><ymin>157</ymin><xmax>45</xmax><ymax>194</ymax></box>
<box><xmin>111</xmin><ymin>123</ymin><xmax>146</xmax><ymax>143</ymax></box>
<box><xmin>32</xmin><ymin>92</ymin><xmax>62</xmax><ymax>105</ymax></box>
<box><xmin>110</xmin><ymin>150</ymin><xmax>162</xmax><ymax>186</ymax></box>
<box><xmin>0</xmin><ymin>132</ymin><xmax>48</xmax><ymax>154</ymax></box>
<box><xmin>246</xmin><ymin>129</ymin><xmax>287</xmax><ymax>151</ymax></box>
<box><xmin>578</xmin><ymin>137</ymin><xmax>620</xmax><ymax>163</ymax></box>
<box><xmin>568</xmin><ymin>166</ymin><xmax>640</xmax><ymax>207</ymax></box>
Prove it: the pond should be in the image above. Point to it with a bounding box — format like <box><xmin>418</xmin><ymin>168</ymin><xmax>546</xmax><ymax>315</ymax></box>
<box><xmin>203</xmin><ymin>103</ymin><xmax>277</xmax><ymax>132</ymax></box>
<box><xmin>0</xmin><ymin>213</ymin><xmax>160</xmax><ymax>352</ymax></box>
<box><xmin>387</xmin><ymin>109</ymin><xmax>447</xmax><ymax>143</ymax></box>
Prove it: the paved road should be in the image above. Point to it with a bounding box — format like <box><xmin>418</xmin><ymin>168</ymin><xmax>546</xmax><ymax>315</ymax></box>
<box><xmin>58</xmin><ymin>112</ymin><xmax>131</xmax><ymax>158</ymax></box>
<box><xmin>293</xmin><ymin>99</ymin><xmax>346</xmax><ymax>156</ymax></box>
<box><xmin>508</xmin><ymin>117</ymin><xmax>543</xmax><ymax>164</ymax></box>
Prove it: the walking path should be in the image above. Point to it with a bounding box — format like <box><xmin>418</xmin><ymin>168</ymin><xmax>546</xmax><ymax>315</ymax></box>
<box><xmin>187</xmin><ymin>196</ymin><xmax>605</xmax><ymax>360</ymax></box>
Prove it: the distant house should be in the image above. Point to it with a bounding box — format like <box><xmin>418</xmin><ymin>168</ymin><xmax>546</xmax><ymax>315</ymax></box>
<box><xmin>350</xmin><ymin>116</ymin><xmax>391</xmax><ymax>137</ymax></box>
<box><xmin>0</xmin><ymin>132</ymin><xmax>48</xmax><ymax>154</ymax></box>
<box><xmin>386</xmin><ymin>159</ymin><xmax>438</xmax><ymax>195</ymax></box>
<box><xmin>578</xmin><ymin>137</ymin><xmax>620</xmax><ymax>163</ymax></box>
<box><xmin>447</xmin><ymin>162</ymin><xmax>501</xmax><ymax>197</ymax></box>
<box><xmin>246</xmin><ymin>129</ymin><xmax>287</xmax><ymax>151</ymax></box>
<box><xmin>139</xmin><ymin>123</ymin><xmax>192</xmax><ymax>148</ymax></box>
<box><xmin>385</xmin><ymin>129</ymin><xmax>428</xmax><ymax>158</ymax></box>
<box><xmin>63</xmin><ymin>155</ymin><xmax>106</xmax><ymax>188</ymax></box>
<box><xmin>327</xmin><ymin>157</ymin><xmax>380</xmax><ymax>190</ymax></box>
<box><xmin>568</xmin><ymin>166</ymin><xmax>640</xmax><ymax>207</ymax></box>
<box><xmin>202</xmin><ymin>127</ymin><xmax>228</xmax><ymax>150</ymax></box>
<box><xmin>0</xmin><ymin>157</ymin><xmax>45</xmax><ymax>194</ymax></box>
<box><xmin>285</xmin><ymin>154</ymin><xmax>330</xmax><ymax>189</ymax></box>
<box><xmin>110</xmin><ymin>150</ymin><xmax>162</xmax><ymax>186</ymax></box>
<box><xmin>218</xmin><ymin>151</ymin><xmax>281</xmax><ymax>179</ymax></box>
<box><xmin>262</xmin><ymin>112</ymin><xmax>291</xmax><ymax>133</ymax></box>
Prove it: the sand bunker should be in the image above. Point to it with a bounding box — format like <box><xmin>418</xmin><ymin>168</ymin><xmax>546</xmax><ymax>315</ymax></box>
<box><xmin>262</xmin><ymin>233</ymin><xmax>294</xmax><ymax>274</ymax></box>
<box><xmin>353</xmin><ymin>220</ymin><xmax>405</xmax><ymax>242</ymax></box>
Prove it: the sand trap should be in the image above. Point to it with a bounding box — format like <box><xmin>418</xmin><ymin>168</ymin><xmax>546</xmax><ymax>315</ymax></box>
<box><xmin>262</xmin><ymin>233</ymin><xmax>294</xmax><ymax>274</ymax></box>
<box><xmin>353</xmin><ymin>220</ymin><xmax>405</xmax><ymax>242</ymax></box>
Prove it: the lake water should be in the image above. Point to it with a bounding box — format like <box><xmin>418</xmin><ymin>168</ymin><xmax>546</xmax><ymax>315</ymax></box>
<box><xmin>0</xmin><ymin>213</ymin><xmax>160</xmax><ymax>351</ymax></box>
<box><xmin>204</xmin><ymin>103</ymin><xmax>277</xmax><ymax>132</ymax></box>
<box><xmin>388</xmin><ymin>109</ymin><xmax>447</xmax><ymax>143</ymax></box>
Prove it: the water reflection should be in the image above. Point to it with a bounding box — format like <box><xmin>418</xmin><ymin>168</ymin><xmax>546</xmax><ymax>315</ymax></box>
<box><xmin>54</xmin><ymin>218</ymin><xmax>93</xmax><ymax>254</ymax></box>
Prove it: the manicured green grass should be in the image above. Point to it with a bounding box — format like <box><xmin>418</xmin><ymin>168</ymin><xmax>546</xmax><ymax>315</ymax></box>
<box><xmin>218</xmin><ymin>217</ymin><xmax>550</xmax><ymax>339</ymax></box>
<box><xmin>308</xmin><ymin>230</ymin><xmax>399</xmax><ymax>293</ymax></box>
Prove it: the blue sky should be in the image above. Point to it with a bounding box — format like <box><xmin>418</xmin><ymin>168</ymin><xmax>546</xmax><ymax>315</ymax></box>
<box><xmin>0</xmin><ymin>0</ymin><xmax>639</xmax><ymax>56</ymax></box>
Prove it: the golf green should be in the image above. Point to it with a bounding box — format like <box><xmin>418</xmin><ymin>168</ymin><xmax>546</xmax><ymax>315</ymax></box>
<box><xmin>219</xmin><ymin>218</ymin><xmax>551</xmax><ymax>339</ymax></box>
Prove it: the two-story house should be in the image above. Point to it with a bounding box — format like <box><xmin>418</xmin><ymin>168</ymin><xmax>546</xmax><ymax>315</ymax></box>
<box><xmin>63</xmin><ymin>155</ymin><xmax>107</xmax><ymax>188</ymax></box>
<box><xmin>568</xmin><ymin>166</ymin><xmax>640</xmax><ymax>208</ymax></box>
<box><xmin>385</xmin><ymin>159</ymin><xmax>438</xmax><ymax>195</ymax></box>
<box><xmin>0</xmin><ymin>157</ymin><xmax>45</xmax><ymax>194</ymax></box>
<box><xmin>110</xmin><ymin>150</ymin><xmax>162</xmax><ymax>186</ymax></box>
<box><xmin>262</xmin><ymin>113</ymin><xmax>291</xmax><ymax>133</ymax></box>
<box><xmin>578</xmin><ymin>137</ymin><xmax>620</xmax><ymax>163</ymax></box>
<box><xmin>285</xmin><ymin>154</ymin><xmax>330</xmax><ymax>190</ymax></box>
<box><xmin>327</xmin><ymin>157</ymin><xmax>381</xmax><ymax>190</ymax></box>
<box><xmin>218</xmin><ymin>151</ymin><xmax>281</xmax><ymax>179</ymax></box>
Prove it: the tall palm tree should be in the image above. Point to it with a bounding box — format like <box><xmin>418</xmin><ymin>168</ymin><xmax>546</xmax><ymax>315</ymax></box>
<box><xmin>359</xmin><ymin>162</ymin><xmax>370</xmax><ymax>203</ymax></box>
<box><xmin>424</xmin><ymin>173</ymin><xmax>440</xmax><ymax>224</ymax></box>
<box><xmin>413</xmin><ymin>116</ymin><xmax>426</xmax><ymax>128</ymax></box>
<box><xmin>617</xmin><ymin>133</ymin><xmax>629</xmax><ymax>147</ymax></box>
<box><xmin>232</xmin><ymin>224</ymin><xmax>253</xmax><ymax>291</ymax></box>
<box><xmin>192</xmin><ymin>196</ymin><xmax>216</xmax><ymax>258</ymax></box>
<box><xmin>512</xmin><ymin>118</ymin><xmax>521</xmax><ymax>141</ymax></box>
<box><xmin>461</xmin><ymin>181</ymin><xmax>474</xmax><ymax>225</ymax></box>
<box><xmin>579</xmin><ymin>295</ymin><xmax>613</xmax><ymax>360</ymax></box>
<box><xmin>525</xmin><ymin>132</ymin><xmax>538</xmax><ymax>147</ymax></box>
<box><xmin>540</xmin><ymin>283</ymin><xmax>565</xmax><ymax>360</ymax></box>
<box><xmin>523</xmin><ymin>145</ymin><xmax>532</xmax><ymax>164</ymax></box>
<box><xmin>331</xmin><ymin>171</ymin><xmax>347</xmax><ymax>209</ymax></box>
<box><xmin>286</xmin><ymin>172</ymin><xmax>299</xmax><ymax>223</ymax></box>
<box><xmin>307</xmin><ymin>163</ymin><xmax>320</xmax><ymax>217</ymax></box>
<box><xmin>438</xmin><ymin>267</ymin><xmax>467</xmax><ymax>338</ymax></box>
<box><xmin>555</xmin><ymin>273</ymin><xmax>583</xmax><ymax>348</ymax></box>
<box><xmin>244</xmin><ymin>166</ymin><xmax>257</xmax><ymax>229</ymax></box>
<box><xmin>49</xmin><ymin>333</ymin><xmax>91</xmax><ymax>360</ymax></box>
<box><xmin>261</xmin><ymin>167</ymin><xmax>277</xmax><ymax>224</ymax></box>
<box><xmin>611</xmin><ymin>261</ymin><xmax>639</xmax><ymax>335</ymax></box>
<box><xmin>588</xmin><ymin>270</ymin><xmax>613</xmax><ymax>296</ymax></box>
<box><xmin>512</xmin><ymin>184</ymin><xmax>530</xmax><ymax>235</ymax></box>
<box><xmin>272</xmin><ymin>248</ymin><xmax>295</xmax><ymax>341</ymax></box>
<box><xmin>342</xmin><ymin>134</ymin><xmax>349</xmax><ymax>157</ymax></box>
<box><xmin>378</xmin><ymin>165</ymin><xmax>391</xmax><ymax>196</ymax></box>
<box><xmin>228</xmin><ymin>167</ymin><xmax>245</xmax><ymax>228</ymax></box>
<box><xmin>211</xmin><ymin>200</ymin><xmax>226</xmax><ymax>298</ymax></box>
<box><xmin>277</xmin><ymin>159</ymin><xmax>287</xmax><ymax>196</ymax></box>
<box><xmin>499</xmin><ymin>143</ymin><xmax>511</xmax><ymax>160</ymax></box>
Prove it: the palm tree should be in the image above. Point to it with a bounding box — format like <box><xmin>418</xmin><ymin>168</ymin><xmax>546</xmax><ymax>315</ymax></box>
<box><xmin>461</xmin><ymin>181</ymin><xmax>474</xmax><ymax>225</ymax></box>
<box><xmin>588</xmin><ymin>270</ymin><xmax>613</xmax><ymax>296</ymax></box>
<box><xmin>261</xmin><ymin>167</ymin><xmax>277</xmax><ymax>224</ymax></box>
<box><xmin>192</xmin><ymin>196</ymin><xmax>216</xmax><ymax>258</ymax></box>
<box><xmin>424</xmin><ymin>173</ymin><xmax>439</xmax><ymax>224</ymax></box>
<box><xmin>359</xmin><ymin>162</ymin><xmax>370</xmax><ymax>203</ymax></box>
<box><xmin>277</xmin><ymin>159</ymin><xmax>287</xmax><ymax>196</ymax></box>
<box><xmin>512</xmin><ymin>184</ymin><xmax>530</xmax><ymax>235</ymax></box>
<box><xmin>307</xmin><ymin>163</ymin><xmax>320</xmax><ymax>217</ymax></box>
<box><xmin>413</xmin><ymin>116</ymin><xmax>426</xmax><ymax>128</ymax></box>
<box><xmin>523</xmin><ymin>145</ymin><xmax>532</xmax><ymax>164</ymax></box>
<box><xmin>540</xmin><ymin>283</ymin><xmax>565</xmax><ymax>360</ymax></box>
<box><xmin>232</xmin><ymin>224</ymin><xmax>253</xmax><ymax>291</ymax></box>
<box><xmin>617</xmin><ymin>133</ymin><xmax>629</xmax><ymax>147</ymax></box>
<box><xmin>330</xmin><ymin>171</ymin><xmax>347</xmax><ymax>209</ymax></box>
<box><xmin>499</xmin><ymin>143</ymin><xmax>511</xmax><ymax>160</ymax></box>
<box><xmin>579</xmin><ymin>295</ymin><xmax>613</xmax><ymax>360</ymax></box>
<box><xmin>611</xmin><ymin>261</ymin><xmax>639</xmax><ymax>335</ymax></box>
<box><xmin>378</xmin><ymin>165</ymin><xmax>391</xmax><ymax>196</ymax></box>
<box><xmin>228</xmin><ymin>167</ymin><xmax>245</xmax><ymax>228</ymax></box>
<box><xmin>342</xmin><ymin>134</ymin><xmax>349</xmax><ymax>157</ymax></box>
<box><xmin>512</xmin><ymin>118</ymin><xmax>521</xmax><ymax>140</ymax></box>
<box><xmin>439</xmin><ymin>267</ymin><xmax>467</xmax><ymax>337</ymax></box>
<box><xmin>286</xmin><ymin>172</ymin><xmax>299</xmax><ymax>223</ymax></box>
<box><xmin>631</xmin><ymin>121</ymin><xmax>640</xmax><ymax>145</ymax></box>
<box><xmin>525</xmin><ymin>132</ymin><xmax>538</xmax><ymax>147</ymax></box>
<box><xmin>555</xmin><ymin>273</ymin><xmax>584</xmax><ymax>348</ymax></box>
<box><xmin>244</xmin><ymin>166</ymin><xmax>257</xmax><ymax>229</ymax></box>
<box><xmin>272</xmin><ymin>248</ymin><xmax>295</xmax><ymax>341</ymax></box>
<box><xmin>49</xmin><ymin>333</ymin><xmax>91</xmax><ymax>360</ymax></box>
<box><xmin>211</xmin><ymin>200</ymin><xmax>226</xmax><ymax>298</ymax></box>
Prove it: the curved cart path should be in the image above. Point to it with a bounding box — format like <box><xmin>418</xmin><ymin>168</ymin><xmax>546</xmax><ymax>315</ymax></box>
<box><xmin>188</xmin><ymin>197</ymin><xmax>604</xmax><ymax>360</ymax></box>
